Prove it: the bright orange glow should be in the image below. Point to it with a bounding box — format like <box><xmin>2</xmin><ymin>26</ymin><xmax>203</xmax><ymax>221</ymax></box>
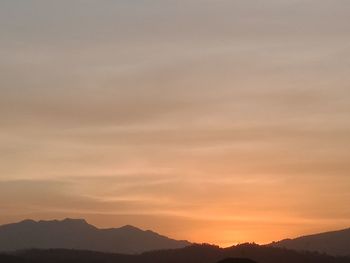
<box><xmin>1</xmin><ymin>0</ymin><xmax>350</xmax><ymax>246</ymax></box>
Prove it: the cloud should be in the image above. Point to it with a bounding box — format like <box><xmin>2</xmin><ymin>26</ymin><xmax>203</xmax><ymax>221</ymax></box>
<box><xmin>1</xmin><ymin>0</ymin><xmax>350</xmax><ymax>246</ymax></box>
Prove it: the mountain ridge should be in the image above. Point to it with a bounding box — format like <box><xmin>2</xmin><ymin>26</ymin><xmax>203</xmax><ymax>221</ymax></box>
<box><xmin>270</xmin><ymin>227</ymin><xmax>350</xmax><ymax>256</ymax></box>
<box><xmin>1</xmin><ymin>218</ymin><xmax>349</xmax><ymax>257</ymax></box>
<box><xmin>2</xmin><ymin>243</ymin><xmax>350</xmax><ymax>263</ymax></box>
<box><xmin>0</xmin><ymin>218</ymin><xmax>191</xmax><ymax>254</ymax></box>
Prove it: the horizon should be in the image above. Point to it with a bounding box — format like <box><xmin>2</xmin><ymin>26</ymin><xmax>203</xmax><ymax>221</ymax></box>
<box><xmin>1</xmin><ymin>0</ymin><xmax>350</xmax><ymax>247</ymax></box>
<box><xmin>1</xmin><ymin>217</ymin><xmax>349</xmax><ymax>248</ymax></box>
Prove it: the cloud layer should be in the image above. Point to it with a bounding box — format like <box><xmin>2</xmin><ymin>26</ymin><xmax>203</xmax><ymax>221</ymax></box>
<box><xmin>1</xmin><ymin>0</ymin><xmax>350</xmax><ymax>246</ymax></box>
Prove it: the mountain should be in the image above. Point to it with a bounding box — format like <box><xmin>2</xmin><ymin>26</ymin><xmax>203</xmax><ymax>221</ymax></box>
<box><xmin>0</xmin><ymin>218</ymin><xmax>190</xmax><ymax>254</ymax></box>
<box><xmin>270</xmin><ymin>227</ymin><xmax>350</xmax><ymax>256</ymax></box>
<box><xmin>1</xmin><ymin>243</ymin><xmax>350</xmax><ymax>263</ymax></box>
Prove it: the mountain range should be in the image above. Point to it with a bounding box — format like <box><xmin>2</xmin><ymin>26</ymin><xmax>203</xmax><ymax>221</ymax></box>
<box><xmin>0</xmin><ymin>218</ymin><xmax>349</xmax><ymax>258</ymax></box>
<box><xmin>0</xmin><ymin>218</ymin><xmax>190</xmax><ymax>254</ymax></box>
<box><xmin>270</xmin><ymin>227</ymin><xmax>350</xmax><ymax>256</ymax></box>
<box><xmin>1</xmin><ymin>243</ymin><xmax>349</xmax><ymax>263</ymax></box>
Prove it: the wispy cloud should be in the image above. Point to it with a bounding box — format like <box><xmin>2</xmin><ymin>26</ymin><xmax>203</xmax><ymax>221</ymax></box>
<box><xmin>0</xmin><ymin>0</ymin><xmax>350</xmax><ymax>246</ymax></box>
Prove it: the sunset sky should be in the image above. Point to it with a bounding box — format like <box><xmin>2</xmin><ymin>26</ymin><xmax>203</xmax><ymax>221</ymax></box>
<box><xmin>1</xmin><ymin>0</ymin><xmax>350</xmax><ymax>246</ymax></box>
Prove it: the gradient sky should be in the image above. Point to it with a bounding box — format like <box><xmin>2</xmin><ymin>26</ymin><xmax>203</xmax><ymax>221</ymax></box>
<box><xmin>1</xmin><ymin>0</ymin><xmax>350</xmax><ymax>246</ymax></box>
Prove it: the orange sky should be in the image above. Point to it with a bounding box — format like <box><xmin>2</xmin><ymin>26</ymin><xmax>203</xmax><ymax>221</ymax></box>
<box><xmin>0</xmin><ymin>0</ymin><xmax>350</xmax><ymax>247</ymax></box>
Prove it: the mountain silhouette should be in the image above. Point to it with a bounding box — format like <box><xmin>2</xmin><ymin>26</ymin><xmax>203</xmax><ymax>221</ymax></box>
<box><xmin>1</xmin><ymin>243</ymin><xmax>350</xmax><ymax>263</ymax></box>
<box><xmin>0</xmin><ymin>218</ymin><xmax>190</xmax><ymax>254</ymax></box>
<box><xmin>270</xmin><ymin>227</ymin><xmax>350</xmax><ymax>256</ymax></box>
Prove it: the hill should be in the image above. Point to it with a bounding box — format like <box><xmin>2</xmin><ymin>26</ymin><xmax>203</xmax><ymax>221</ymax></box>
<box><xmin>1</xmin><ymin>243</ymin><xmax>349</xmax><ymax>263</ymax></box>
<box><xmin>0</xmin><ymin>218</ymin><xmax>190</xmax><ymax>254</ymax></box>
<box><xmin>270</xmin><ymin>227</ymin><xmax>350</xmax><ymax>256</ymax></box>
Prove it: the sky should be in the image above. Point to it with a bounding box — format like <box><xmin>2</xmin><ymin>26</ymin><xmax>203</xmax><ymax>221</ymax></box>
<box><xmin>0</xmin><ymin>0</ymin><xmax>350</xmax><ymax>246</ymax></box>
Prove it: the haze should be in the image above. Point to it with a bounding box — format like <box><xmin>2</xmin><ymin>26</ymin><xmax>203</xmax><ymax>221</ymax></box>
<box><xmin>1</xmin><ymin>0</ymin><xmax>350</xmax><ymax>246</ymax></box>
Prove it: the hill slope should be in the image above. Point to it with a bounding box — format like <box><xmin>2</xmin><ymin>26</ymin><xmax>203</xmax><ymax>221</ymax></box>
<box><xmin>0</xmin><ymin>218</ymin><xmax>190</xmax><ymax>254</ymax></box>
<box><xmin>1</xmin><ymin>243</ymin><xmax>350</xmax><ymax>263</ymax></box>
<box><xmin>270</xmin><ymin>228</ymin><xmax>350</xmax><ymax>256</ymax></box>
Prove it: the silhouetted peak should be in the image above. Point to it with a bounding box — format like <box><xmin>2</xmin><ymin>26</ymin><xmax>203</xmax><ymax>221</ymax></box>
<box><xmin>271</xmin><ymin>227</ymin><xmax>350</xmax><ymax>256</ymax></box>
<box><xmin>62</xmin><ymin>218</ymin><xmax>89</xmax><ymax>224</ymax></box>
<box><xmin>19</xmin><ymin>219</ymin><xmax>36</xmax><ymax>224</ymax></box>
<box><xmin>0</xmin><ymin>218</ymin><xmax>191</xmax><ymax>253</ymax></box>
<box><xmin>0</xmin><ymin>219</ymin><xmax>37</xmax><ymax>230</ymax></box>
<box><xmin>3</xmin><ymin>218</ymin><xmax>96</xmax><ymax>231</ymax></box>
<box><xmin>57</xmin><ymin>218</ymin><xmax>96</xmax><ymax>230</ymax></box>
<box><xmin>7</xmin><ymin>219</ymin><xmax>37</xmax><ymax>228</ymax></box>
<box><xmin>34</xmin><ymin>218</ymin><xmax>91</xmax><ymax>227</ymax></box>
<box><xmin>119</xmin><ymin>224</ymin><xmax>142</xmax><ymax>231</ymax></box>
